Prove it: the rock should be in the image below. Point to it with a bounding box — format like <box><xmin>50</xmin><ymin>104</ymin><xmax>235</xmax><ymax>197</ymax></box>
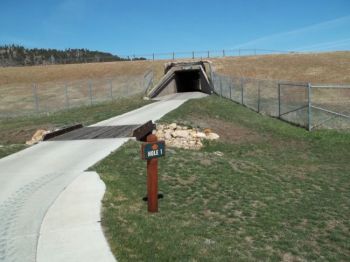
<box><xmin>214</xmin><ymin>151</ymin><xmax>224</xmax><ymax>157</ymax></box>
<box><xmin>204</xmin><ymin>238</ymin><xmax>215</xmax><ymax>245</ymax></box>
<box><xmin>173</xmin><ymin>130</ymin><xmax>190</xmax><ymax>138</ymax></box>
<box><xmin>189</xmin><ymin>140</ymin><xmax>196</xmax><ymax>146</ymax></box>
<box><xmin>156</xmin><ymin>130</ymin><xmax>164</xmax><ymax>139</ymax></box>
<box><xmin>194</xmin><ymin>132</ymin><xmax>206</xmax><ymax>138</ymax></box>
<box><xmin>204</xmin><ymin>128</ymin><xmax>212</xmax><ymax>135</ymax></box>
<box><xmin>164</xmin><ymin>131</ymin><xmax>172</xmax><ymax>140</ymax></box>
<box><xmin>169</xmin><ymin>123</ymin><xmax>177</xmax><ymax>130</ymax></box>
<box><xmin>157</xmin><ymin>124</ymin><xmax>164</xmax><ymax>131</ymax></box>
<box><xmin>153</xmin><ymin>122</ymin><xmax>219</xmax><ymax>150</ymax></box>
<box><xmin>26</xmin><ymin>129</ymin><xmax>49</xmax><ymax>145</ymax></box>
<box><xmin>206</xmin><ymin>133</ymin><xmax>220</xmax><ymax>140</ymax></box>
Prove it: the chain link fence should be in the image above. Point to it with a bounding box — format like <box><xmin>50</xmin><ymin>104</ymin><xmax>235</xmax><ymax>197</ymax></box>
<box><xmin>0</xmin><ymin>70</ymin><xmax>154</xmax><ymax>118</ymax></box>
<box><xmin>213</xmin><ymin>73</ymin><xmax>350</xmax><ymax>131</ymax></box>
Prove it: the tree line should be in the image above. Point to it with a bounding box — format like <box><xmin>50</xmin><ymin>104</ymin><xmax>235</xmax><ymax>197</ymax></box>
<box><xmin>0</xmin><ymin>44</ymin><xmax>146</xmax><ymax>67</ymax></box>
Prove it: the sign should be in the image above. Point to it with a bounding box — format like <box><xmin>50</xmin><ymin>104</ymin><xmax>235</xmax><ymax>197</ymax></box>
<box><xmin>141</xmin><ymin>134</ymin><xmax>164</xmax><ymax>213</ymax></box>
<box><xmin>141</xmin><ymin>141</ymin><xmax>165</xmax><ymax>160</ymax></box>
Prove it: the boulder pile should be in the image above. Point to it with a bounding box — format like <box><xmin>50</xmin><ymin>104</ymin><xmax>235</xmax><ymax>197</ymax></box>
<box><xmin>154</xmin><ymin>123</ymin><xmax>219</xmax><ymax>150</ymax></box>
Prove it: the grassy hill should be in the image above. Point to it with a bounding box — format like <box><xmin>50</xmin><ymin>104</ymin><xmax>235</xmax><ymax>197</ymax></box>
<box><xmin>0</xmin><ymin>51</ymin><xmax>349</xmax><ymax>118</ymax></box>
<box><xmin>1</xmin><ymin>51</ymin><xmax>349</xmax><ymax>87</ymax></box>
<box><xmin>212</xmin><ymin>51</ymin><xmax>350</xmax><ymax>83</ymax></box>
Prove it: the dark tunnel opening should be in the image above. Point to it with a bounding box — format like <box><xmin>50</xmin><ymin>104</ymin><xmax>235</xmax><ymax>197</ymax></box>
<box><xmin>175</xmin><ymin>70</ymin><xmax>201</xmax><ymax>92</ymax></box>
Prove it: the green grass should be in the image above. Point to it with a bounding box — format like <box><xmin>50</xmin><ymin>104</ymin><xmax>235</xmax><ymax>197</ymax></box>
<box><xmin>0</xmin><ymin>96</ymin><xmax>151</xmax><ymax>158</ymax></box>
<box><xmin>94</xmin><ymin>95</ymin><xmax>350</xmax><ymax>261</ymax></box>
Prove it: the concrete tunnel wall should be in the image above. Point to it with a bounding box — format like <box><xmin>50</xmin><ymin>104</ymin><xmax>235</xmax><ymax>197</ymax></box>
<box><xmin>148</xmin><ymin>64</ymin><xmax>213</xmax><ymax>98</ymax></box>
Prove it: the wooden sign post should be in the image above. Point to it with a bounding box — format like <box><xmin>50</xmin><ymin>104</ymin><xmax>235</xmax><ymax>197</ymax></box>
<box><xmin>141</xmin><ymin>134</ymin><xmax>165</xmax><ymax>213</ymax></box>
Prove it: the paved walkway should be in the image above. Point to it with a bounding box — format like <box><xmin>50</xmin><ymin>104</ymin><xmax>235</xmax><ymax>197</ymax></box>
<box><xmin>0</xmin><ymin>92</ymin><xmax>207</xmax><ymax>262</ymax></box>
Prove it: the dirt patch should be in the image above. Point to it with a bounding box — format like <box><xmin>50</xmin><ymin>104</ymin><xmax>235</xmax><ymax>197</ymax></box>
<box><xmin>188</xmin><ymin>116</ymin><xmax>261</xmax><ymax>144</ymax></box>
<box><xmin>1</xmin><ymin>124</ymin><xmax>55</xmax><ymax>144</ymax></box>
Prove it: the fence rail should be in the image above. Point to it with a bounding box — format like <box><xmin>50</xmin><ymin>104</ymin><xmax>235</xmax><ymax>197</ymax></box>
<box><xmin>213</xmin><ymin>73</ymin><xmax>350</xmax><ymax>131</ymax></box>
<box><xmin>120</xmin><ymin>48</ymin><xmax>293</xmax><ymax>61</ymax></box>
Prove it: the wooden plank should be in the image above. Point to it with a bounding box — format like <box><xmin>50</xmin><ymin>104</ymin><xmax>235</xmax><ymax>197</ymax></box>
<box><xmin>132</xmin><ymin>121</ymin><xmax>156</xmax><ymax>141</ymax></box>
<box><xmin>47</xmin><ymin>122</ymin><xmax>155</xmax><ymax>141</ymax></box>
<box><xmin>43</xmin><ymin>124</ymin><xmax>83</xmax><ymax>141</ymax></box>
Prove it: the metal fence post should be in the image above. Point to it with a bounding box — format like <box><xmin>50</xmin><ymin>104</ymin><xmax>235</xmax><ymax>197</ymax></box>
<box><xmin>207</xmin><ymin>51</ymin><xmax>210</xmax><ymax>58</ymax></box>
<box><xmin>278</xmin><ymin>83</ymin><xmax>281</xmax><ymax>118</ymax></box>
<box><xmin>223</xmin><ymin>50</ymin><xmax>225</xmax><ymax>57</ymax></box>
<box><xmin>241</xmin><ymin>78</ymin><xmax>244</xmax><ymax>105</ymax></box>
<box><xmin>109</xmin><ymin>79</ymin><xmax>113</xmax><ymax>100</ymax></box>
<box><xmin>64</xmin><ymin>83</ymin><xmax>69</xmax><ymax>109</ymax></box>
<box><xmin>32</xmin><ymin>83</ymin><xmax>39</xmax><ymax>112</ymax></box>
<box><xmin>172</xmin><ymin>52</ymin><xmax>175</xmax><ymax>60</ymax></box>
<box><xmin>152</xmin><ymin>53</ymin><xmax>155</xmax><ymax>61</ymax></box>
<box><xmin>229</xmin><ymin>81</ymin><xmax>232</xmax><ymax>100</ymax></box>
<box><xmin>192</xmin><ymin>51</ymin><xmax>194</xmax><ymax>59</ymax></box>
<box><xmin>257</xmin><ymin>81</ymin><xmax>261</xmax><ymax>113</ymax></box>
<box><xmin>308</xmin><ymin>83</ymin><xmax>312</xmax><ymax>131</ymax></box>
<box><xmin>88</xmin><ymin>80</ymin><xmax>93</xmax><ymax>106</ymax></box>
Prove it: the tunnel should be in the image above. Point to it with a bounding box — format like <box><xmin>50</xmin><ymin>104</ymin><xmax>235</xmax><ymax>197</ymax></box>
<box><xmin>175</xmin><ymin>70</ymin><xmax>201</xmax><ymax>92</ymax></box>
<box><xmin>146</xmin><ymin>61</ymin><xmax>213</xmax><ymax>98</ymax></box>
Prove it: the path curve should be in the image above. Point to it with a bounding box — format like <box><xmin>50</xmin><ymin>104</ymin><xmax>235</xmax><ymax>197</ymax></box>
<box><xmin>0</xmin><ymin>92</ymin><xmax>207</xmax><ymax>262</ymax></box>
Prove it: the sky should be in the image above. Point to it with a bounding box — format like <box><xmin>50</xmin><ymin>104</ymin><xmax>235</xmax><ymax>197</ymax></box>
<box><xmin>0</xmin><ymin>0</ymin><xmax>349</xmax><ymax>56</ymax></box>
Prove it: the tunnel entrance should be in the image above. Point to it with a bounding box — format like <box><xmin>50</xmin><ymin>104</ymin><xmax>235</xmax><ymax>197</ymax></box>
<box><xmin>175</xmin><ymin>70</ymin><xmax>201</xmax><ymax>92</ymax></box>
<box><xmin>146</xmin><ymin>61</ymin><xmax>213</xmax><ymax>98</ymax></box>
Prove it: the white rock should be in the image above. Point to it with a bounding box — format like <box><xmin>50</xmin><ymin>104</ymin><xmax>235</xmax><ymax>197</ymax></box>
<box><xmin>169</xmin><ymin>123</ymin><xmax>177</xmax><ymax>130</ymax></box>
<box><xmin>164</xmin><ymin>131</ymin><xmax>172</xmax><ymax>140</ymax></box>
<box><xmin>194</xmin><ymin>132</ymin><xmax>207</xmax><ymax>138</ymax></box>
<box><xmin>206</xmin><ymin>133</ymin><xmax>220</xmax><ymax>140</ymax></box>
<box><xmin>174</xmin><ymin>130</ymin><xmax>190</xmax><ymax>138</ymax></box>
<box><xmin>25</xmin><ymin>129</ymin><xmax>49</xmax><ymax>146</ymax></box>
<box><xmin>156</xmin><ymin>132</ymin><xmax>165</xmax><ymax>139</ymax></box>
<box><xmin>214</xmin><ymin>151</ymin><xmax>224</xmax><ymax>157</ymax></box>
<box><xmin>157</xmin><ymin>124</ymin><xmax>164</xmax><ymax>131</ymax></box>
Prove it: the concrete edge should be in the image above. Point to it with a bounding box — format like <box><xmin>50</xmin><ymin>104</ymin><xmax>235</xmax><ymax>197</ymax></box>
<box><xmin>36</xmin><ymin>171</ymin><xmax>117</xmax><ymax>262</ymax></box>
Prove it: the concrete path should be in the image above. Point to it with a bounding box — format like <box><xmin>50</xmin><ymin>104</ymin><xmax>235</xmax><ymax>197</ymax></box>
<box><xmin>37</xmin><ymin>172</ymin><xmax>116</xmax><ymax>262</ymax></box>
<box><xmin>0</xmin><ymin>92</ymin><xmax>207</xmax><ymax>262</ymax></box>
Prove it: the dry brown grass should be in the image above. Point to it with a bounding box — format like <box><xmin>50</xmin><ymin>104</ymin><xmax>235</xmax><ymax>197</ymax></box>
<box><xmin>1</xmin><ymin>52</ymin><xmax>349</xmax><ymax>116</ymax></box>
<box><xmin>1</xmin><ymin>51</ymin><xmax>349</xmax><ymax>86</ymax></box>
<box><xmin>212</xmin><ymin>51</ymin><xmax>350</xmax><ymax>84</ymax></box>
<box><xmin>0</xmin><ymin>60</ymin><xmax>166</xmax><ymax>115</ymax></box>
<box><xmin>0</xmin><ymin>60</ymin><xmax>167</xmax><ymax>86</ymax></box>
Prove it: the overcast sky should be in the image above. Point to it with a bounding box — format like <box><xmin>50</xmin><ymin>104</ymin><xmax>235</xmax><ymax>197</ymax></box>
<box><xmin>0</xmin><ymin>0</ymin><xmax>349</xmax><ymax>55</ymax></box>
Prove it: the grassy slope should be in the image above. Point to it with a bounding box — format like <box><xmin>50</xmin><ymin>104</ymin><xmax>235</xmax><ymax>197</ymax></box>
<box><xmin>212</xmin><ymin>51</ymin><xmax>350</xmax><ymax>83</ymax></box>
<box><xmin>95</xmin><ymin>95</ymin><xmax>350</xmax><ymax>261</ymax></box>
<box><xmin>0</xmin><ymin>60</ymin><xmax>165</xmax><ymax>86</ymax></box>
<box><xmin>0</xmin><ymin>96</ymin><xmax>151</xmax><ymax>159</ymax></box>
<box><xmin>1</xmin><ymin>51</ymin><xmax>349</xmax><ymax>87</ymax></box>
